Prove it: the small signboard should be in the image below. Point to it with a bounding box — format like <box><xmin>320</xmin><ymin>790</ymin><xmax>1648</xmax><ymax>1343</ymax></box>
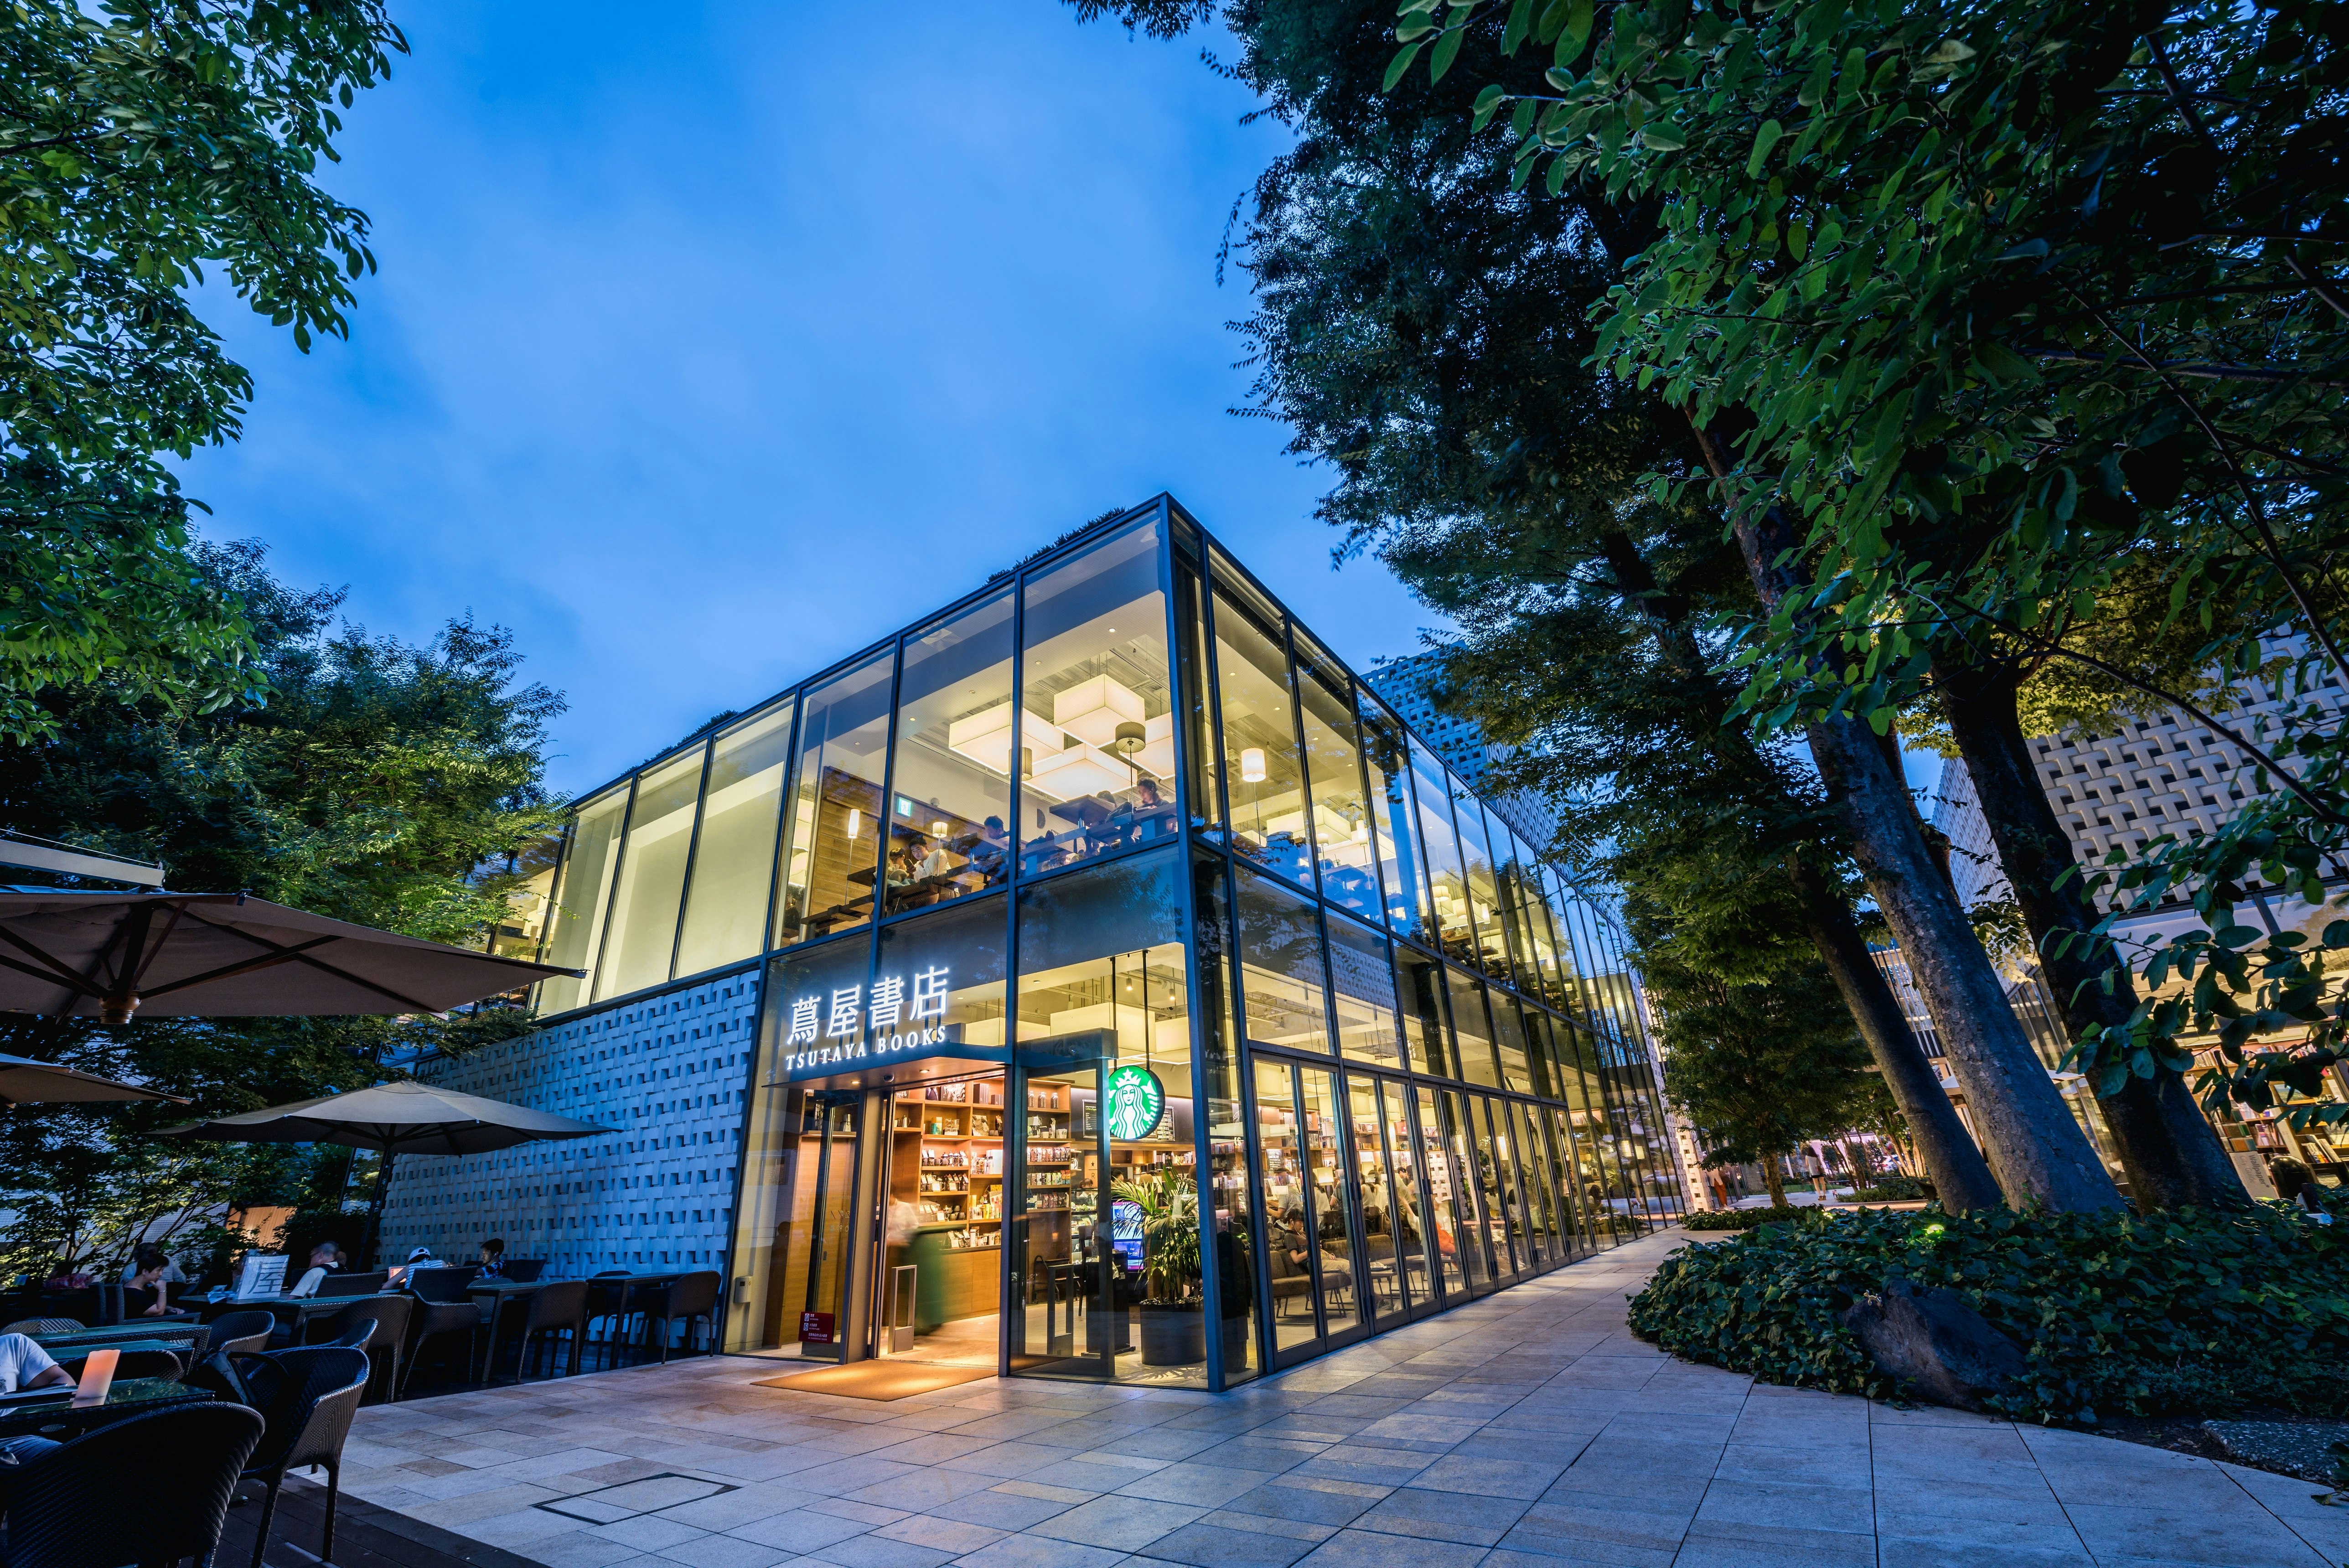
<box><xmin>233</xmin><ymin>1253</ymin><xmax>289</xmax><ymax>1300</ymax></box>
<box><xmin>799</xmin><ymin>1311</ymin><xmax>835</xmax><ymax>1345</ymax></box>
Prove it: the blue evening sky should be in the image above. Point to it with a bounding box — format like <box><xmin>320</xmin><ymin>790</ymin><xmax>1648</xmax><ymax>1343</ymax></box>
<box><xmin>179</xmin><ymin>4</ymin><xmax>1446</xmax><ymax>798</ymax></box>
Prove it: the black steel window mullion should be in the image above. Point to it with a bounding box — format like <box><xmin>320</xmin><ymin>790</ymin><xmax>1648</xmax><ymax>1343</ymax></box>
<box><xmin>525</xmin><ymin>820</ymin><xmax>575</xmax><ymax>1015</ymax></box>
<box><xmin>1484</xmin><ymin>1095</ymin><xmax>1521</xmax><ymax>1278</ymax></box>
<box><xmin>1275</xmin><ymin>611</ymin><xmax>1324</xmax><ymax>900</ymax></box>
<box><xmin>1290</xmin><ymin>1059</ymin><xmax>1331</xmax><ymax>1345</ymax></box>
<box><xmin>754</xmin><ymin>691</ymin><xmax>807</xmax><ymax>970</ymax></box>
<box><xmin>1510</xmin><ymin>1097</ymin><xmax>1554</xmax><ymax>1273</ymax></box>
<box><xmin>1000</xmin><ymin>572</ymin><xmax>1027</xmax><ymax>1379</ymax></box>
<box><xmin>1344</xmin><ymin>681</ymin><xmax>1395</xmax><ymax>957</ymax></box>
<box><xmin>1160</xmin><ymin>509</ymin><xmax>1232</xmax><ymax>1389</ymax></box>
<box><xmin>584</xmin><ymin>774</ymin><xmax>642</xmax><ymax>1003</ymax></box>
<box><xmin>1198</xmin><ymin>552</ymin><xmax>1235</xmax><ymax>835</ymax></box>
<box><xmin>1231</xmin><ymin>849</ymin><xmax>1284</xmax><ymax>1373</ymax></box>
<box><xmin>664</xmin><ymin>736</ymin><xmax>719</xmax><ymax>984</ymax></box>
<box><xmin>1404</xmin><ymin>1082</ymin><xmax>1447</xmax><ymax>1310</ymax></box>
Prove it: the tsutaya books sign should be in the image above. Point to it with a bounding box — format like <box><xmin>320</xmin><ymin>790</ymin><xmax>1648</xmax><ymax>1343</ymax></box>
<box><xmin>779</xmin><ymin>963</ymin><xmax>969</xmax><ymax>1080</ymax></box>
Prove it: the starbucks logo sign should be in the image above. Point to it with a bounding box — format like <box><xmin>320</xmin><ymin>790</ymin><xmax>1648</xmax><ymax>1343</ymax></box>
<box><xmin>1104</xmin><ymin>1064</ymin><xmax>1167</xmax><ymax>1141</ymax></box>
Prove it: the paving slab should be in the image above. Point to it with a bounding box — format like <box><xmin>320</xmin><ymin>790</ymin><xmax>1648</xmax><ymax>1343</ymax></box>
<box><xmin>319</xmin><ymin>1226</ymin><xmax>2339</xmax><ymax>1568</ymax></box>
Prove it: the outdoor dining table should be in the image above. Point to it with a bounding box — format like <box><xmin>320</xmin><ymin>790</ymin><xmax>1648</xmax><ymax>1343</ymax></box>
<box><xmin>29</xmin><ymin>1320</ymin><xmax>211</xmax><ymax>1363</ymax></box>
<box><xmin>0</xmin><ymin>1377</ymin><xmax>209</xmax><ymax>1444</ymax></box>
<box><xmin>467</xmin><ymin>1273</ymin><xmax>689</xmax><ymax>1377</ymax></box>
<box><xmin>466</xmin><ymin>1278</ymin><xmax>548</xmax><ymax>1378</ymax></box>
<box><xmin>197</xmin><ymin>1291</ymin><xmax>399</xmax><ymax>1348</ymax></box>
<box><xmin>590</xmin><ymin>1272</ymin><xmax>686</xmax><ymax>1361</ymax></box>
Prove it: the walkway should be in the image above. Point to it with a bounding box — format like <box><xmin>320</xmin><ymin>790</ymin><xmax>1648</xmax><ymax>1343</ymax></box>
<box><xmin>290</xmin><ymin>1229</ymin><xmax>2349</xmax><ymax>1568</ymax></box>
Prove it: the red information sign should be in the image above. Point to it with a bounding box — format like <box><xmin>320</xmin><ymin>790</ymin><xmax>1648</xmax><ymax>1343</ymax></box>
<box><xmin>800</xmin><ymin>1311</ymin><xmax>835</xmax><ymax>1344</ymax></box>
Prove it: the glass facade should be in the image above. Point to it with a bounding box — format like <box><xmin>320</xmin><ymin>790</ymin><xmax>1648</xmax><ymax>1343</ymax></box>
<box><xmin>529</xmin><ymin>497</ymin><xmax>1682</xmax><ymax>1388</ymax></box>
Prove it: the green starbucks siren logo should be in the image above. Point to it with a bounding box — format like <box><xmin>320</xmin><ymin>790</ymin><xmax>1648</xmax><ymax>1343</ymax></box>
<box><xmin>1104</xmin><ymin>1064</ymin><xmax>1166</xmax><ymax>1141</ymax></box>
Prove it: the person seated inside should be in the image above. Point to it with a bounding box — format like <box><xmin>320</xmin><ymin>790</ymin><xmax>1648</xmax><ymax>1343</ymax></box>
<box><xmin>968</xmin><ymin>817</ymin><xmax>1010</xmax><ymax>883</ymax></box>
<box><xmin>288</xmin><ymin>1241</ymin><xmax>341</xmax><ymax>1298</ymax></box>
<box><xmin>124</xmin><ymin>1246</ymin><xmax>183</xmax><ymax>1317</ymax></box>
<box><xmin>914</xmin><ymin>833</ymin><xmax>954</xmax><ymax>880</ymax></box>
<box><xmin>476</xmin><ymin>1238</ymin><xmax>506</xmax><ymax>1278</ymax></box>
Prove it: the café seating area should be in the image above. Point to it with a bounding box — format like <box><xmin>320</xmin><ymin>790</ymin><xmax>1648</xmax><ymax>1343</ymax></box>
<box><xmin>0</xmin><ymin>1260</ymin><xmax>727</xmax><ymax>1563</ymax></box>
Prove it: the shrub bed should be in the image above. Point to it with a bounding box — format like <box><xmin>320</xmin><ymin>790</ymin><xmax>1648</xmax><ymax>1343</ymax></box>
<box><xmin>1681</xmin><ymin>1206</ymin><xmax>1820</xmax><ymax>1231</ymax></box>
<box><xmin>1628</xmin><ymin>1202</ymin><xmax>2349</xmax><ymax>1424</ymax></box>
<box><xmin>1846</xmin><ymin>1175</ymin><xmax>1932</xmax><ymax>1202</ymax></box>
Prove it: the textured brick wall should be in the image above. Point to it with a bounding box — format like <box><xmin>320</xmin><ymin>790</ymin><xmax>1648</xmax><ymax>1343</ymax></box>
<box><xmin>376</xmin><ymin>965</ymin><xmax>764</xmax><ymax>1275</ymax></box>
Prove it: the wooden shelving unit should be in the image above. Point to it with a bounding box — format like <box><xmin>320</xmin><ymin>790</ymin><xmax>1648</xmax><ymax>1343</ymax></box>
<box><xmin>894</xmin><ymin>1081</ymin><xmax>1009</xmax><ymax>1232</ymax></box>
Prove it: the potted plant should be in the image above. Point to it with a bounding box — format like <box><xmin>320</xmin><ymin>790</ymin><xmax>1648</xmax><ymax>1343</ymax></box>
<box><xmin>1114</xmin><ymin>1167</ymin><xmax>1203</xmax><ymax>1365</ymax></box>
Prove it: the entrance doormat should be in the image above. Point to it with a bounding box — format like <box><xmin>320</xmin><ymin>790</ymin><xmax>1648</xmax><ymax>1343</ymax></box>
<box><xmin>752</xmin><ymin>1361</ymin><xmax>996</xmax><ymax>1401</ymax></box>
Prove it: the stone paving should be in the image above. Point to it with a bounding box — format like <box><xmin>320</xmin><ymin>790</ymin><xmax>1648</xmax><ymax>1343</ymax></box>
<box><xmin>299</xmin><ymin>1228</ymin><xmax>2349</xmax><ymax>1568</ymax></box>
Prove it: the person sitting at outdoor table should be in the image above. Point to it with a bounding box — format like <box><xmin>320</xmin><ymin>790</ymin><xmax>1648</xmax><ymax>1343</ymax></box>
<box><xmin>124</xmin><ymin>1246</ymin><xmax>183</xmax><ymax>1317</ymax></box>
<box><xmin>476</xmin><ymin>1238</ymin><xmax>506</xmax><ymax>1278</ymax></box>
<box><xmin>116</xmin><ymin>1247</ymin><xmax>186</xmax><ymax>1289</ymax></box>
<box><xmin>288</xmin><ymin>1241</ymin><xmax>342</xmax><ymax>1298</ymax></box>
<box><xmin>388</xmin><ymin>1244</ymin><xmax>443</xmax><ymax>1284</ymax></box>
<box><xmin>0</xmin><ymin>1335</ymin><xmax>72</xmax><ymax>1397</ymax></box>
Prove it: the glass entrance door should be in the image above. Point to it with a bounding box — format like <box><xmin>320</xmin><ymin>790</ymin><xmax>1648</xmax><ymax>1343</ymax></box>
<box><xmin>1009</xmin><ymin>1060</ymin><xmax>1118</xmax><ymax>1377</ymax></box>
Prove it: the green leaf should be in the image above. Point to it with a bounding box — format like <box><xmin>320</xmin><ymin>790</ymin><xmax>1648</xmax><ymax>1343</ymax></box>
<box><xmin>1473</xmin><ymin>83</ymin><xmax>1507</xmax><ymax>128</ymax></box>
<box><xmin>1641</xmin><ymin>121</ymin><xmax>1688</xmax><ymax>151</ymax></box>
<box><xmin>2218</xmin><ymin>924</ymin><xmax>2266</xmax><ymax>949</ymax></box>
<box><xmin>1384</xmin><ymin>38</ymin><xmax>1428</xmax><ymax>91</ymax></box>
<box><xmin>1559</xmin><ymin>0</ymin><xmax>1595</xmax><ymax>66</ymax></box>
<box><xmin>1398</xmin><ymin>16</ymin><xmax>1438</xmax><ymax>41</ymax></box>
<box><xmin>1927</xmin><ymin>37</ymin><xmax>1978</xmax><ymax>63</ymax></box>
<box><xmin>1746</xmin><ymin>119</ymin><xmax>1784</xmax><ymax>179</ymax></box>
<box><xmin>1503</xmin><ymin>0</ymin><xmax>1533</xmax><ymax>55</ymax></box>
<box><xmin>1431</xmin><ymin>24</ymin><xmax>1467</xmax><ymax>81</ymax></box>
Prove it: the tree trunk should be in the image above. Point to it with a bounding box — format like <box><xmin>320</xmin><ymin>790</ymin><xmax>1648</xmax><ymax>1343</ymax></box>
<box><xmin>1785</xmin><ymin>856</ymin><xmax>2006</xmax><ymax>1209</ymax></box>
<box><xmin>1698</xmin><ymin>432</ymin><xmax>2121</xmax><ymax>1211</ymax></box>
<box><xmin>1595</xmin><ymin>525</ymin><xmax>2004</xmax><ymax>1210</ymax></box>
<box><xmin>1762</xmin><ymin>1158</ymin><xmax>1787</xmax><ymax>1208</ymax></box>
<box><xmin>1935</xmin><ymin>655</ymin><xmax>2250</xmax><ymax>1209</ymax></box>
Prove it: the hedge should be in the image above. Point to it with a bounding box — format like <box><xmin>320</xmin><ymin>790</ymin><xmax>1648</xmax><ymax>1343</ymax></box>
<box><xmin>1628</xmin><ymin>1201</ymin><xmax>2349</xmax><ymax>1424</ymax></box>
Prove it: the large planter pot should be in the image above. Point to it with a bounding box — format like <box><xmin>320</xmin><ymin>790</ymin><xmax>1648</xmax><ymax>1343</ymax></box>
<box><xmin>1138</xmin><ymin>1303</ymin><xmax>1206</xmax><ymax>1366</ymax></box>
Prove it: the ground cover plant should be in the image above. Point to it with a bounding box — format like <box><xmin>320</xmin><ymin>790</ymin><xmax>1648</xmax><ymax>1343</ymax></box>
<box><xmin>1630</xmin><ymin>1202</ymin><xmax>2349</xmax><ymax>1423</ymax></box>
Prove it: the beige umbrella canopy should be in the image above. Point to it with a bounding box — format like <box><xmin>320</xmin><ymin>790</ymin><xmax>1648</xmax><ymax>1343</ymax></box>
<box><xmin>0</xmin><ymin>892</ymin><xmax>578</xmax><ymax>1024</ymax></box>
<box><xmin>158</xmin><ymin>1079</ymin><xmax>607</xmax><ymax>1157</ymax></box>
<box><xmin>0</xmin><ymin>1053</ymin><xmax>185</xmax><ymax>1107</ymax></box>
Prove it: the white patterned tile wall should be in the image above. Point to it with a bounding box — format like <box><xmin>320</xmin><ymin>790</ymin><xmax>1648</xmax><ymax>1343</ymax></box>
<box><xmin>376</xmin><ymin>966</ymin><xmax>764</xmax><ymax>1275</ymax></box>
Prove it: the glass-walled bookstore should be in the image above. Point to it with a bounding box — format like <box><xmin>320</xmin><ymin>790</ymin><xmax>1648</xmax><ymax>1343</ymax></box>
<box><xmin>523</xmin><ymin>497</ymin><xmax>1683</xmax><ymax>1389</ymax></box>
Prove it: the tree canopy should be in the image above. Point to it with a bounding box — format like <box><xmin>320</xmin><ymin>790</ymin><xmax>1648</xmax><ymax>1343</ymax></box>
<box><xmin>1</xmin><ymin>0</ymin><xmax>404</xmax><ymax>740</ymax></box>
<box><xmin>0</xmin><ymin>540</ymin><xmax>561</xmax><ymax>1278</ymax></box>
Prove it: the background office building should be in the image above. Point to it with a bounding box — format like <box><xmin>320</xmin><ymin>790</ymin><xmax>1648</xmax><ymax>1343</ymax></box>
<box><xmin>379</xmin><ymin>498</ymin><xmax>1686</xmax><ymax>1389</ymax></box>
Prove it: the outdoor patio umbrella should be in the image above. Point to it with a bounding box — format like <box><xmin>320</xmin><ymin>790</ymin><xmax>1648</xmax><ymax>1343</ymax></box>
<box><xmin>0</xmin><ymin>891</ymin><xmax>579</xmax><ymax>1025</ymax></box>
<box><xmin>159</xmin><ymin>1080</ymin><xmax>611</xmax><ymax>1265</ymax></box>
<box><xmin>155</xmin><ymin>1079</ymin><xmax>608</xmax><ymax>1157</ymax></box>
<box><xmin>0</xmin><ymin>1052</ymin><xmax>186</xmax><ymax>1107</ymax></box>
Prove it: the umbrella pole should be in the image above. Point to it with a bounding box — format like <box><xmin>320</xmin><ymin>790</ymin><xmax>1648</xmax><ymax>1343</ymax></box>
<box><xmin>363</xmin><ymin>1149</ymin><xmax>395</xmax><ymax>1269</ymax></box>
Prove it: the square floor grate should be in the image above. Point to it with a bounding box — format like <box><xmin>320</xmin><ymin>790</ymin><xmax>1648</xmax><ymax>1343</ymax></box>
<box><xmin>537</xmin><ymin>1473</ymin><xmax>736</xmax><ymax>1524</ymax></box>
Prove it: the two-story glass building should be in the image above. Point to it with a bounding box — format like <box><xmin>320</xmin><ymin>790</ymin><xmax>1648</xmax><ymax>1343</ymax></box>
<box><xmin>387</xmin><ymin>497</ymin><xmax>1683</xmax><ymax>1391</ymax></box>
